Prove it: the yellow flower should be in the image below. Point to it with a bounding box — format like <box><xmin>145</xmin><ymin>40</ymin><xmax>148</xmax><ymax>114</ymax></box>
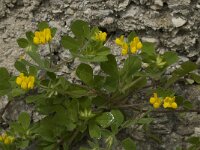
<box><xmin>163</xmin><ymin>96</ymin><xmax>177</xmax><ymax>109</ymax></box>
<box><xmin>150</xmin><ymin>93</ymin><xmax>158</xmax><ymax>104</ymax></box>
<box><xmin>153</xmin><ymin>102</ymin><xmax>160</xmax><ymax>109</ymax></box>
<box><xmin>115</xmin><ymin>35</ymin><xmax>124</xmax><ymax>46</ymax></box>
<box><xmin>121</xmin><ymin>43</ymin><xmax>128</xmax><ymax>55</ymax></box>
<box><xmin>149</xmin><ymin>93</ymin><xmax>161</xmax><ymax>109</ymax></box>
<box><xmin>0</xmin><ymin>133</ymin><xmax>14</xmax><ymax>145</ymax></box>
<box><xmin>94</xmin><ymin>31</ymin><xmax>107</xmax><ymax>42</ymax></box>
<box><xmin>171</xmin><ymin>102</ymin><xmax>177</xmax><ymax>109</ymax></box>
<box><xmin>16</xmin><ymin>73</ymin><xmax>35</xmax><ymax>90</ymax></box>
<box><xmin>115</xmin><ymin>35</ymin><xmax>143</xmax><ymax>55</ymax></box>
<box><xmin>130</xmin><ymin>36</ymin><xmax>142</xmax><ymax>54</ymax></box>
<box><xmin>33</xmin><ymin>28</ymin><xmax>52</xmax><ymax>45</ymax></box>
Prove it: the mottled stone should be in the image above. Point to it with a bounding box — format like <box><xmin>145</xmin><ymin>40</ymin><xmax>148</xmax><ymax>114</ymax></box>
<box><xmin>172</xmin><ymin>17</ymin><xmax>187</xmax><ymax>27</ymax></box>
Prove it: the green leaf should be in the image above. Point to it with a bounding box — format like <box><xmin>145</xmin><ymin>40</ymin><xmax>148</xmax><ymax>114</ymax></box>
<box><xmin>121</xmin><ymin>119</ymin><xmax>137</xmax><ymax>128</ymax></box>
<box><xmin>10</xmin><ymin>122</ymin><xmax>25</xmax><ymax>135</ymax></box>
<box><xmin>136</xmin><ymin>118</ymin><xmax>154</xmax><ymax>125</ymax></box>
<box><xmin>101</xmin><ymin>54</ymin><xmax>119</xmax><ymax>79</ymax></box>
<box><xmin>26</xmin><ymin>31</ymin><xmax>34</xmax><ymax>42</ymax></box>
<box><xmin>17</xmin><ymin>38</ymin><xmax>29</xmax><ymax>48</ymax></box>
<box><xmin>79</xmin><ymin>55</ymin><xmax>108</xmax><ymax>62</ymax></box>
<box><xmin>18</xmin><ymin>112</ymin><xmax>31</xmax><ymax>129</ymax></box>
<box><xmin>95</xmin><ymin>112</ymin><xmax>114</xmax><ymax>128</ymax></box>
<box><xmin>122</xmin><ymin>138</ymin><xmax>136</xmax><ymax>150</ymax></box>
<box><xmin>142</xmin><ymin>42</ymin><xmax>155</xmax><ymax>56</ymax></box>
<box><xmin>121</xmin><ymin>76</ymin><xmax>146</xmax><ymax>93</ymax></box>
<box><xmin>29</xmin><ymin>66</ymin><xmax>38</xmax><ymax>76</ymax></box>
<box><xmin>93</xmin><ymin>75</ymin><xmax>105</xmax><ymax>89</ymax></box>
<box><xmin>181</xmin><ymin>61</ymin><xmax>198</xmax><ymax>73</ymax></box>
<box><xmin>11</xmin><ymin>88</ymin><xmax>25</xmax><ymax>97</ymax></box>
<box><xmin>76</xmin><ymin>63</ymin><xmax>94</xmax><ymax>86</ymax></box>
<box><xmin>26</xmin><ymin>50</ymin><xmax>45</xmax><ymax>68</ymax></box>
<box><xmin>156</xmin><ymin>87</ymin><xmax>175</xmax><ymax>97</ymax></box>
<box><xmin>26</xmin><ymin>94</ymin><xmax>46</xmax><ymax>104</ymax></box>
<box><xmin>163</xmin><ymin>51</ymin><xmax>179</xmax><ymax>66</ymax></box>
<box><xmin>175</xmin><ymin>96</ymin><xmax>184</xmax><ymax>106</ymax></box>
<box><xmin>38</xmin><ymin>21</ymin><xmax>49</xmax><ymax>31</ymax></box>
<box><xmin>111</xmin><ymin>109</ymin><xmax>124</xmax><ymax>127</ymax></box>
<box><xmin>187</xmin><ymin>137</ymin><xmax>200</xmax><ymax>144</ymax></box>
<box><xmin>0</xmin><ymin>80</ymin><xmax>11</xmax><ymax>91</ymax></box>
<box><xmin>183</xmin><ymin>100</ymin><xmax>193</xmax><ymax>109</ymax></box>
<box><xmin>104</xmin><ymin>76</ymin><xmax>118</xmax><ymax>92</ymax></box>
<box><xmin>71</xmin><ymin>20</ymin><xmax>90</xmax><ymax>38</ymax></box>
<box><xmin>14</xmin><ymin>60</ymin><xmax>28</xmax><ymax>74</ymax></box>
<box><xmin>67</xmin><ymin>85</ymin><xmax>89</xmax><ymax>98</ymax></box>
<box><xmin>189</xmin><ymin>73</ymin><xmax>200</xmax><ymax>84</ymax></box>
<box><xmin>0</xmin><ymin>67</ymin><xmax>9</xmax><ymax>80</ymax></box>
<box><xmin>89</xmin><ymin>123</ymin><xmax>101</xmax><ymax>139</ymax></box>
<box><xmin>127</xmin><ymin>31</ymin><xmax>137</xmax><ymax>43</ymax></box>
<box><xmin>61</xmin><ymin>35</ymin><xmax>80</xmax><ymax>52</ymax></box>
<box><xmin>18</xmin><ymin>140</ymin><xmax>30</xmax><ymax>149</ymax></box>
<box><xmin>51</xmin><ymin>27</ymin><xmax>57</xmax><ymax>37</ymax></box>
<box><xmin>121</xmin><ymin>55</ymin><xmax>141</xmax><ymax>78</ymax></box>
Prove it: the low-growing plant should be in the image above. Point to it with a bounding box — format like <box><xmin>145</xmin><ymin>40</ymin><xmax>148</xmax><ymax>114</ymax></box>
<box><xmin>0</xmin><ymin>20</ymin><xmax>200</xmax><ymax>150</ymax></box>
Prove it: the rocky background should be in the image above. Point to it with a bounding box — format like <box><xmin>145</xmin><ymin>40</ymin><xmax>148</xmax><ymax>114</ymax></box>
<box><xmin>0</xmin><ymin>0</ymin><xmax>200</xmax><ymax>149</ymax></box>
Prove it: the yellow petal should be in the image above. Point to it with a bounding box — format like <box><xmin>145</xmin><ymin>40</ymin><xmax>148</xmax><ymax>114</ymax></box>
<box><xmin>115</xmin><ymin>35</ymin><xmax>124</xmax><ymax>46</ymax></box>
<box><xmin>122</xmin><ymin>43</ymin><xmax>128</xmax><ymax>50</ymax></box>
<box><xmin>163</xmin><ymin>102</ymin><xmax>170</xmax><ymax>108</ymax></box>
<box><xmin>19</xmin><ymin>73</ymin><xmax>24</xmax><ymax>77</ymax></box>
<box><xmin>28</xmin><ymin>76</ymin><xmax>35</xmax><ymax>83</ymax></box>
<box><xmin>153</xmin><ymin>102</ymin><xmax>160</xmax><ymax>109</ymax></box>
<box><xmin>28</xmin><ymin>82</ymin><xmax>34</xmax><ymax>89</ymax></box>
<box><xmin>33</xmin><ymin>37</ymin><xmax>40</xmax><ymax>45</ymax></box>
<box><xmin>44</xmin><ymin>28</ymin><xmax>52</xmax><ymax>42</ymax></box>
<box><xmin>153</xmin><ymin>93</ymin><xmax>158</xmax><ymax>98</ymax></box>
<box><xmin>150</xmin><ymin>97</ymin><xmax>156</xmax><ymax>104</ymax></box>
<box><xmin>121</xmin><ymin>48</ymin><xmax>128</xmax><ymax>56</ymax></box>
<box><xmin>21</xmin><ymin>81</ymin><xmax>28</xmax><ymax>90</ymax></box>
<box><xmin>133</xmin><ymin>37</ymin><xmax>139</xmax><ymax>43</ymax></box>
<box><xmin>39</xmin><ymin>31</ymin><xmax>46</xmax><ymax>44</ymax></box>
<box><xmin>137</xmin><ymin>42</ymin><xmax>143</xmax><ymax>49</ymax></box>
<box><xmin>131</xmin><ymin>46</ymin><xmax>137</xmax><ymax>54</ymax></box>
<box><xmin>0</xmin><ymin>136</ymin><xmax>3</xmax><ymax>141</ymax></box>
<box><xmin>101</xmin><ymin>32</ymin><xmax>107</xmax><ymax>42</ymax></box>
<box><xmin>171</xmin><ymin>102</ymin><xmax>177</xmax><ymax>109</ymax></box>
<box><xmin>34</xmin><ymin>31</ymin><xmax>40</xmax><ymax>37</ymax></box>
<box><xmin>4</xmin><ymin>137</ymin><xmax>11</xmax><ymax>145</ymax></box>
<box><xmin>16</xmin><ymin>77</ymin><xmax>23</xmax><ymax>85</ymax></box>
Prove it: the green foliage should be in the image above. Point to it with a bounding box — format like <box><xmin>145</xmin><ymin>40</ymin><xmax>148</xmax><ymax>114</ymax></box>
<box><xmin>0</xmin><ymin>20</ymin><xmax>199</xmax><ymax>150</ymax></box>
<box><xmin>122</xmin><ymin>138</ymin><xmax>136</xmax><ymax>150</ymax></box>
<box><xmin>187</xmin><ymin>136</ymin><xmax>200</xmax><ymax>150</ymax></box>
<box><xmin>76</xmin><ymin>63</ymin><xmax>94</xmax><ymax>86</ymax></box>
<box><xmin>17</xmin><ymin>38</ymin><xmax>29</xmax><ymax>48</ymax></box>
<box><xmin>37</xmin><ymin>21</ymin><xmax>49</xmax><ymax>31</ymax></box>
<box><xmin>61</xmin><ymin>20</ymin><xmax>110</xmax><ymax>62</ymax></box>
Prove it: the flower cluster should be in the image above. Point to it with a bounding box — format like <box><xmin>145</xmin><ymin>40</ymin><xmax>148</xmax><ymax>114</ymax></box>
<box><xmin>149</xmin><ymin>93</ymin><xmax>178</xmax><ymax>109</ymax></box>
<box><xmin>94</xmin><ymin>31</ymin><xmax>107</xmax><ymax>42</ymax></box>
<box><xmin>115</xmin><ymin>36</ymin><xmax>143</xmax><ymax>55</ymax></box>
<box><xmin>149</xmin><ymin>93</ymin><xmax>161</xmax><ymax>109</ymax></box>
<box><xmin>0</xmin><ymin>133</ymin><xmax>14</xmax><ymax>145</ymax></box>
<box><xmin>16</xmin><ymin>73</ymin><xmax>35</xmax><ymax>90</ymax></box>
<box><xmin>33</xmin><ymin>28</ymin><xmax>52</xmax><ymax>45</ymax></box>
<box><xmin>163</xmin><ymin>96</ymin><xmax>177</xmax><ymax>109</ymax></box>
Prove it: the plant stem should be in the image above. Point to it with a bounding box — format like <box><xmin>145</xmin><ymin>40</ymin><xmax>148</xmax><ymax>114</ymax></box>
<box><xmin>48</xmin><ymin>43</ymin><xmax>52</xmax><ymax>68</ymax></box>
<box><xmin>68</xmin><ymin>129</ymin><xmax>79</xmax><ymax>147</ymax></box>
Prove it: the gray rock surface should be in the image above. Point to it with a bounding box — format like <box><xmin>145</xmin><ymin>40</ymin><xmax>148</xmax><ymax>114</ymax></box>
<box><xmin>0</xmin><ymin>0</ymin><xmax>200</xmax><ymax>149</ymax></box>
